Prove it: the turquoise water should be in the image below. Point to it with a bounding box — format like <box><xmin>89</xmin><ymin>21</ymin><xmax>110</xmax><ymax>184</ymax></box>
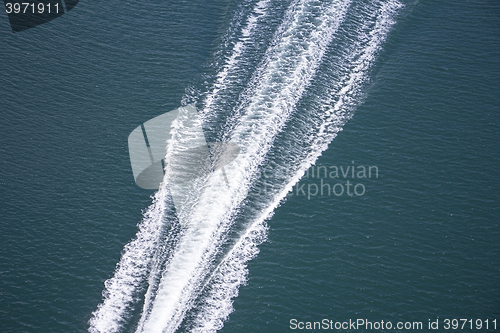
<box><xmin>0</xmin><ymin>1</ymin><xmax>499</xmax><ymax>332</ymax></box>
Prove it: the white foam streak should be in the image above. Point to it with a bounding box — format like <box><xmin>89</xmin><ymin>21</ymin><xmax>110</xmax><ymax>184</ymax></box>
<box><xmin>202</xmin><ymin>0</ymin><xmax>271</xmax><ymax>117</ymax></box>
<box><xmin>317</xmin><ymin>0</ymin><xmax>402</xmax><ymax>143</ymax></box>
<box><xmin>89</xmin><ymin>187</ymin><xmax>170</xmax><ymax>333</ymax></box>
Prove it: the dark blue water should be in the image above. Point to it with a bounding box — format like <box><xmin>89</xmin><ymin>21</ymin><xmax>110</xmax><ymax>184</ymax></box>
<box><xmin>1</xmin><ymin>1</ymin><xmax>499</xmax><ymax>332</ymax></box>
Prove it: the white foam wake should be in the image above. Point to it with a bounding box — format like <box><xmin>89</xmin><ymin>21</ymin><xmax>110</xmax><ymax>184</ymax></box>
<box><xmin>201</xmin><ymin>0</ymin><xmax>272</xmax><ymax>118</ymax></box>
<box><xmin>89</xmin><ymin>0</ymin><xmax>402</xmax><ymax>332</ymax></box>
<box><xmin>88</xmin><ymin>187</ymin><xmax>171</xmax><ymax>333</ymax></box>
<box><xmin>188</xmin><ymin>1</ymin><xmax>403</xmax><ymax>331</ymax></box>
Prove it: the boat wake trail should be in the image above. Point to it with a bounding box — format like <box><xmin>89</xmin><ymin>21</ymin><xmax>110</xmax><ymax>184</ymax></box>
<box><xmin>89</xmin><ymin>0</ymin><xmax>402</xmax><ymax>332</ymax></box>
